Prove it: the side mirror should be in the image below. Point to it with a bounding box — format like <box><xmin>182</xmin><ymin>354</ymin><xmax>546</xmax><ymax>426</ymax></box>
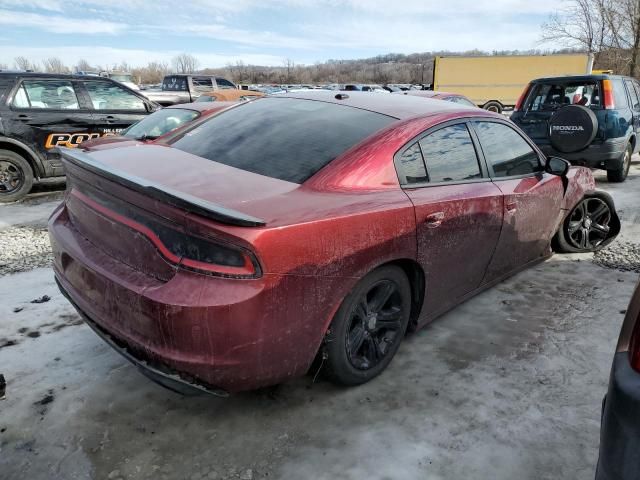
<box><xmin>545</xmin><ymin>156</ymin><xmax>570</xmax><ymax>177</ymax></box>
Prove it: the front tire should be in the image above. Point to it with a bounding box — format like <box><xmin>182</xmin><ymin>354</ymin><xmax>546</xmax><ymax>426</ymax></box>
<box><xmin>607</xmin><ymin>143</ymin><xmax>632</xmax><ymax>183</ymax></box>
<box><xmin>554</xmin><ymin>195</ymin><xmax>615</xmax><ymax>253</ymax></box>
<box><xmin>323</xmin><ymin>265</ymin><xmax>411</xmax><ymax>386</ymax></box>
<box><xmin>0</xmin><ymin>150</ymin><xmax>34</xmax><ymax>203</ymax></box>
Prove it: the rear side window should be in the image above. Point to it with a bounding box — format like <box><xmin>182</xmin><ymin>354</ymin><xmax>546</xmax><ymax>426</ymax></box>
<box><xmin>170</xmin><ymin>98</ymin><xmax>394</xmax><ymax>184</ymax></box>
<box><xmin>612</xmin><ymin>79</ymin><xmax>628</xmax><ymax>108</ymax></box>
<box><xmin>398</xmin><ymin>143</ymin><xmax>428</xmax><ymax>184</ymax></box>
<box><xmin>192</xmin><ymin>77</ymin><xmax>213</xmax><ymax>92</ymax></box>
<box><xmin>13</xmin><ymin>80</ymin><xmax>80</xmax><ymax>109</ymax></box>
<box><xmin>84</xmin><ymin>81</ymin><xmax>145</xmax><ymax>111</ymax></box>
<box><xmin>625</xmin><ymin>79</ymin><xmax>640</xmax><ymax>110</ymax></box>
<box><xmin>474</xmin><ymin>121</ymin><xmax>541</xmax><ymax>177</ymax></box>
<box><xmin>418</xmin><ymin>124</ymin><xmax>481</xmax><ymax>183</ymax></box>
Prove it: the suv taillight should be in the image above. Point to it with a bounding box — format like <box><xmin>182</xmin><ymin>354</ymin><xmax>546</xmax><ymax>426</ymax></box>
<box><xmin>514</xmin><ymin>84</ymin><xmax>530</xmax><ymax>111</ymax></box>
<box><xmin>602</xmin><ymin>79</ymin><xmax>615</xmax><ymax>109</ymax></box>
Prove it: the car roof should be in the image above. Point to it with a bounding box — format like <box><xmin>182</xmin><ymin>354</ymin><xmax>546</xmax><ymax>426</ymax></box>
<box><xmin>277</xmin><ymin>90</ymin><xmax>471</xmax><ymax>119</ymax></box>
<box><xmin>531</xmin><ymin>74</ymin><xmax>630</xmax><ymax>83</ymax></box>
<box><xmin>0</xmin><ymin>71</ymin><xmax>120</xmax><ymax>80</ymax></box>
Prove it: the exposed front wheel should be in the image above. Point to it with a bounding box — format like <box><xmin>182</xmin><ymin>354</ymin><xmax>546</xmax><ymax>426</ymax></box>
<box><xmin>0</xmin><ymin>150</ymin><xmax>34</xmax><ymax>203</ymax></box>
<box><xmin>555</xmin><ymin>195</ymin><xmax>615</xmax><ymax>253</ymax></box>
<box><xmin>323</xmin><ymin>265</ymin><xmax>411</xmax><ymax>386</ymax></box>
<box><xmin>607</xmin><ymin>143</ymin><xmax>632</xmax><ymax>183</ymax></box>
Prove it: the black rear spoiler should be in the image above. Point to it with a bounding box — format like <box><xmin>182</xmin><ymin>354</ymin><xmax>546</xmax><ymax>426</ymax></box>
<box><xmin>59</xmin><ymin>148</ymin><xmax>266</xmax><ymax>227</ymax></box>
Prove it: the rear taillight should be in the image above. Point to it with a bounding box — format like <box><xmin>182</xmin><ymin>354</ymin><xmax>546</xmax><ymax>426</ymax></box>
<box><xmin>602</xmin><ymin>79</ymin><xmax>615</xmax><ymax>109</ymax></box>
<box><xmin>72</xmin><ymin>189</ymin><xmax>260</xmax><ymax>278</ymax></box>
<box><xmin>514</xmin><ymin>84</ymin><xmax>530</xmax><ymax>111</ymax></box>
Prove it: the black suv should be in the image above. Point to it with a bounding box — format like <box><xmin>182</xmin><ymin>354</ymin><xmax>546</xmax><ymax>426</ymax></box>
<box><xmin>511</xmin><ymin>74</ymin><xmax>639</xmax><ymax>182</ymax></box>
<box><xmin>0</xmin><ymin>72</ymin><xmax>159</xmax><ymax>202</ymax></box>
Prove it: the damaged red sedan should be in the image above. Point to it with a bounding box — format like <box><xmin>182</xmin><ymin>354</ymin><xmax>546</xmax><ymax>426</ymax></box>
<box><xmin>49</xmin><ymin>92</ymin><xmax>619</xmax><ymax>395</ymax></box>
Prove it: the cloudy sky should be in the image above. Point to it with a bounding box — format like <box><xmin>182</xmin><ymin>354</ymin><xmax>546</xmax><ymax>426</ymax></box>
<box><xmin>0</xmin><ymin>0</ymin><xmax>564</xmax><ymax>68</ymax></box>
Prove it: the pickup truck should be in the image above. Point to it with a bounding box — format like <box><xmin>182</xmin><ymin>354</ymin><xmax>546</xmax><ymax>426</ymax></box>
<box><xmin>142</xmin><ymin>74</ymin><xmax>236</xmax><ymax>106</ymax></box>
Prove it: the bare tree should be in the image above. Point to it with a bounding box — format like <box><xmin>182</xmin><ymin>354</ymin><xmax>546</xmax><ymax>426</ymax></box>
<box><xmin>541</xmin><ymin>0</ymin><xmax>611</xmax><ymax>60</ymax></box>
<box><xmin>75</xmin><ymin>59</ymin><xmax>93</xmax><ymax>72</ymax></box>
<box><xmin>14</xmin><ymin>56</ymin><xmax>38</xmax><ymax>71</ymax></box>
<box><xmin>605</xmin><ymin>0</ymin><xmax>640</xmax><ymax>75</ymax></box>
<box><xmin>42</xmin><ymin>57</ymin><xmax>69</xmax><ymax>73</ymax></box>
<box><xmin>172</xmin><ymin>53</ymin><xmax>199</xmax><ymax>74</ymax></box>
<box><xmin>283</xmin><ymin>58</ymin><xmax>295</xmax><ymax>83</ymax></box>
<box><xmin>131</xmin><ymin>61</ymin><xmax>170</xmax><ymax>84</ymax></box>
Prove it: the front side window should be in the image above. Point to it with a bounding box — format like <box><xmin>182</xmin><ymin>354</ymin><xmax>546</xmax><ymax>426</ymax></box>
<box><xmin>13</xmin><ymin>80</ymin><xmax>80</xmax><ymax>109</ymax></box>
<box><xmin>84</xmin><ymin>81</ymin><xmax>145</xmax><ymax>110</ymax></box>
<box><xmin>123</xmin><ymin>108</ymin><xmax>200</xmax><ymax>140</ymax></box>
<box><xmin>215</xmin><ymin>77</ymin><xmax>235</xmax><ymax>89</ymax></box>
<box><xmin>170</xmin><ymin>98</ymin><xmax>394</xmax><ymax>184</ymax></box>
<box><xmin>418</xmin><ymin>124</ymin><xmax>481</xmax><ymax>183</ymax></box>
<box><xmin>474</xmin><ymin>121</ymin><xmax>541</xmax><ymax>177</ymax></box>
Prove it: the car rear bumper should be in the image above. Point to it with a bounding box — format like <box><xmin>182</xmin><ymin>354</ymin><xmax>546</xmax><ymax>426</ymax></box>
<box><xmin>538</xmin><ymin>138</ymin><xmax>627</xmax><ymax>169</ymax></box>
<box><xmin>49</xmin><ymin>204</ymin><xmax>333</xmax><ymax>393</ymax></box>
<box><xmin>56</xmin><ymin>276</ymin><xmax>228</xmax><ymax>396</ymax></box>
<box><xmin>596</xmin><ymin>352</ymin><xmax>640</xmax><ymax>480</ymax></box>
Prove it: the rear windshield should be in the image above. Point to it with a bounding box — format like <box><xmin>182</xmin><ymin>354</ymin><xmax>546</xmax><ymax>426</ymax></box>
<box><xmin>524</xmin><ymin>81</ymin><xmax>601</xmax><ymax>111</ymax></box>
<box><xmin>162</xmin><ymin>76</ymin><xmax>188</xmax><ymax>92</ymax></box>
<box><xmin>123</xmin><ymin>108</ymin><xmax>200</xmax><ymax>140</ymax></box>
<box><xmin>169</xmin><ymin>98</ymin><xmax>395</xmax><ymax>183</ymax></box>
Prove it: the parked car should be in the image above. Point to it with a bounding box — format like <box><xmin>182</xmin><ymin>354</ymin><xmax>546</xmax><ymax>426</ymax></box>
<box><xmin>50</xmin><ymin>92</ymin><xmax>618</xmax><ymax>395</ymax></box>
<box><xmin>398</xmin><ymin>90</ymin><xmax>478</xmax><ymax>107</ymax></box>
<box><xmin>99</xmin><ymin>71</ymin><xmax>139</xmax><ymax>91</ymax></box>
<box><xmin>80</xmin><ymin>102</ymin><xmax>237</xmax><ymax>151</ymax></box>
<box><xmin>511</xmin><ymin>74</ymin><xmax>640</xmax><ymax>182</ymax></box>
<box><xmin>142</xmin><ymin>74</ymin><xmax>236</xmax><ymax>106</ymax></box>
<box><xmin>0</xmin><ymin>71</ymin><xmax>159</xmax><ymax>202</ymax></box>
<box><xmin>596</xmin><ymin>279</ymin><xmax>640</xmax><ymax>479</ymax></box>
<box><xmin>195</xmin><ymin>90</ymin><xmax>264</xmax><ymax>102</ymax></box>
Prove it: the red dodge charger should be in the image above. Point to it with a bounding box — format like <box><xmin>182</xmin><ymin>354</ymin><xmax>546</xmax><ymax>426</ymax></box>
<box><xmin>49</xmin><ymin>92</ymin><xmax>619</xmax><ymax>395</ymax></box>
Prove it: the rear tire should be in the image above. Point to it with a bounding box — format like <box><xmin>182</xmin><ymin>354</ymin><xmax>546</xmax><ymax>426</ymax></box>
<box><xmin>0</xmin><ymin>150</ymin><xmax>34</xmax><ymax>203</ymax></box>
<box><xmin>483</xmin><ymin>101</ymin><xmax>503</xmax><ymax>114</ymax></box>
<box><xmin>607</xmin><ymin>143</ymin><xmax>632</xmax><ymax>183</ymax></box>
<box><xmin>323</xmin><ymin>265</ymin><xmax>411</xmax><ymax>386</ymax></box>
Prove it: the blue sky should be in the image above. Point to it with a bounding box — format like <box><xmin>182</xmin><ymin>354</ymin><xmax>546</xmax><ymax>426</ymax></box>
<box><xmin>0</xmin><ymin>0</ymin><xmax>563</xmax><ymax>69</ymax></box>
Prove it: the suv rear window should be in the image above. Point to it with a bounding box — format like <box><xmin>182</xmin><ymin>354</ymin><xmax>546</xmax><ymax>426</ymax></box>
<box><xmin>170</xmin><ymin>98</ymin><xmax>394</xmax><ymax>183</ymax></box>
<box><xmin>524</xmin><ymin>81</ymin><xmax>601</xmax><ymax>111</ymax></box>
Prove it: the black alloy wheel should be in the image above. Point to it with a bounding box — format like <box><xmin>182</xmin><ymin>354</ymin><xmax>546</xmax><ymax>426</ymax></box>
<box><xmin>0</xmin><ymin>159</ymin><xmax>23</xmax><ymax>194</ymax></box>
<box><xmin>566</xmin><ymin>197</ymin><xmax>612</xmax><ymax>250</ymax></box>
<box><xmin>323</xmin><ymin>265</ymin><xmax>411</xmax><ymax>386</ymax></box>
<box><xmin>0</xmin><ymin>150</ymin><xmax>34</xmax><ymax>203</ymax></box>
<box><xmin>346</xmin><ymin>280</ymin><xmax>404</xmax><ymax>370</ymax></box>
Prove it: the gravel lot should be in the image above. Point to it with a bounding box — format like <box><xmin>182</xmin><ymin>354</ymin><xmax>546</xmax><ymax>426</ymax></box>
<box><xmin>0</xmin><ymin>164</ymin><xmax>639</xmax><ymax>480</ymax></box>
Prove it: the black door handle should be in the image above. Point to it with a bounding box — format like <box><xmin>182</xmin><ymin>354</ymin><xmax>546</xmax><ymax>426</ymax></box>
<box><xmin>17</xmin><ymin>114</ymin><xmax>33</xmax><ymax>121</ymax></box>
